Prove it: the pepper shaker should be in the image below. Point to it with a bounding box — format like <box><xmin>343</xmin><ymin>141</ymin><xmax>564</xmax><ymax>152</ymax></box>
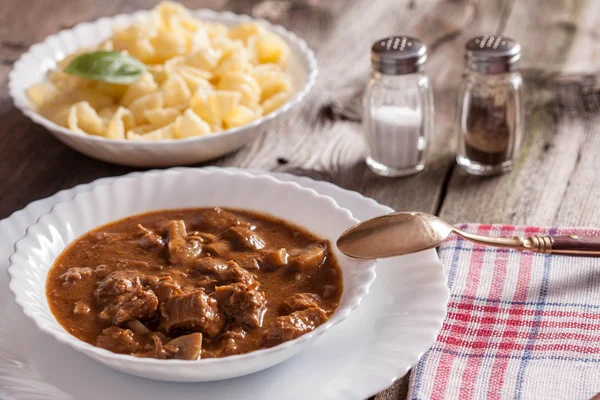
<box><xmin>363</xmin><ymin>36</ymin><xmax>434</xmax><ymax>177</ymax></box>
<box><xmin>456</xmin><ymin>35</ymin><xmax>523</xmax><ymax>175</ymax></box>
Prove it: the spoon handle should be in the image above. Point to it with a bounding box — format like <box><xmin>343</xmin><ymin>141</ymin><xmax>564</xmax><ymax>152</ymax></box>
<box><xmin>547</xmin><ymin>235</ymin><xmax>600</xmax><ymax>255</ymax></box>
<box><xmin>457</xmin><ymin>231</ymin><xmax>600</xmax><ymax>256</ymax></box>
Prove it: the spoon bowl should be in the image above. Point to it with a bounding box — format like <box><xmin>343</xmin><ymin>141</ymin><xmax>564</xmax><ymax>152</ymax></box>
<box><xmin>336</xmin><ymin>212</ymin><xmax>453</xmax><ymax>259</ymax></box>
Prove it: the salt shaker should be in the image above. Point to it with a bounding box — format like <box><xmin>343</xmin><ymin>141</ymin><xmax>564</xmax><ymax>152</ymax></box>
<box><xmin>456</xmin><ymin>35</ymin><xmax>523</xmax><ymax>176</ymax></box>
<box><xmin>363</xmin><ymin>36</ymin><xmax>433</xmax><ymax>177</ymax></box>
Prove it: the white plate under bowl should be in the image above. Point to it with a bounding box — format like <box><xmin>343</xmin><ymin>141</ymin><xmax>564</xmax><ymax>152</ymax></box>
<box><xmin>0</xmin><ymin>168</ymin><xmax>449</xmax><ymax>399</ymax></box>
<box><xmin>7</xmin><ymin>168</ymin><xmax>376</xmax><ymax>382</ymax></box>
<box><xmin>8</xmin><ymin>10</ymin><xmax>317</xmax><ymax>167</ymax></box>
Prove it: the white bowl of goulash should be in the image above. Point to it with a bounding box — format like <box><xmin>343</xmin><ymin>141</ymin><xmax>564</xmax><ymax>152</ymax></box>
<box><xmin>8</xmin><ymin>168</ymin><xmax>376</xmax><ymax>382</ymax></box>
<box><xmin>9</xmin><ymin>2</ymin><xmax>317</xmax><ymax>167</ymax></box>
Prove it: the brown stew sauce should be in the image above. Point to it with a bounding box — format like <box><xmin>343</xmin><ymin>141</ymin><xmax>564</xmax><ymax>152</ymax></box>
<box><xmin>46</xmin><ymin>207</ymin><xmax>342</xmax><ymax>360</ymax></box>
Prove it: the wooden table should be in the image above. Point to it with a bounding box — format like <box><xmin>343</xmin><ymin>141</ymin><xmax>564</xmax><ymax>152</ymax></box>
<box><xmin>2</xmin><ymin>0</ymin><xmax>600</xmax><ymax>398</ymax></box>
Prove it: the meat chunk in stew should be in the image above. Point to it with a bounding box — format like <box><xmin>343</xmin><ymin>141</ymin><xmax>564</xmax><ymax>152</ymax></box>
<box><xmin>159</xmin><ymin>290</ymin><xmax>225</xmax><ymax>337</ymax></box>
<box><xmin>192</xmin><ymin>257</ymin><xmax>229</xmax><ymax>275</ymax></box>
<box><xmin>221</xmin><ymin>261</ymin><xmax>256</xmax><ymax>286</ymax></box>
<box><xmin>96</xmin><ymin>326</ymin><xmax>141</xmax><ymax>354</ymax></box>
<box><xmin>222</xmin><ymin>226</ymin><xmax>265</xmax><ymax>251</ymax></box>
<box><xmin>281</xmin><ymin>293</ymin><xmax>321</xmax><ymax>314</ymax></box>
<box><xmin>137</xmin><ymin>224</ymin><xmax>165</xmax><ymax>250</ymax></box>
<box><xmin>230</xmin><ymin>248</ymin><xmax>288</xmax><ymax>271</ymax></box>
<box><xmin>213</xmin><ymin>283</ymin><xmax>267</xmax><ymax>328</ymax></box>
<box><xmin>94</xmin><ymin>271</ymin><xmax>159</xmax><ymax>324</ymax></box>
<box><xmin>264</xmin><ymin>307</ymin><xmax>328</xmax><ymax>346</ymax></box>
<box><xmin>194</xmin><ymin>275</ymin><xmax>219</xmax><ymax>293</ymax></box>
<box><xmin>154</xmin><ymin>278</ymin><xmax>185</xmax><ymax>302</ymax></box>
<box><xmin>234</xmin><ymin>253</ymin><xmax>261</xmax><ymax>270</ymax></box>
<box><xmin>196</xmin><ymin>207</ymin><xmax>247</xmax><ymax>233</ymax></box>
<box><xmin>193</xmin><ymin>259</ymin><xmax>256</xmax><ymax>286</ymax></box>
<box><xmin>134</xmin><ymin>334</ymin><xmax>169</xmax><ymax>359</ymax></box>
<box><xmin>219</xmin><ymin>327</ymin><xmax>247</xmax><ymax>356</ymax></box>
<box><xmin>204</xmin><ymin>240</ymin><xmax>231</xmax><ymax>257</ymax></box>
<box><xmin>73</xmin><ymin>300</ymin><xmax>91</xmax><ymax>316</ymax></box>
<box><xmin>60</xmin><ymin>267</ymin><xmax>93</xmax><ymax>284</ymax></box>
<box><xmin>94</xmin><ymin>264</ymin><xmax>111</xmax><ymax>279</ymax></box>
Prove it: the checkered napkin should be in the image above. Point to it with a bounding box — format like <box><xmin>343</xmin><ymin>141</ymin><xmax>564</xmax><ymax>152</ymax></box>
<box><xmin>408</xmin><ymin>224</ymin><xmax>600</xmax><ymax>400</ymax></box>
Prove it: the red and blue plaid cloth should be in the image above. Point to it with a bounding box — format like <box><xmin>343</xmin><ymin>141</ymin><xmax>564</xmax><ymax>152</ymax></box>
<box><xmin>409</xmin><ymin>224</ymin><xmax>600</xmax><ymax>400</ymax></box>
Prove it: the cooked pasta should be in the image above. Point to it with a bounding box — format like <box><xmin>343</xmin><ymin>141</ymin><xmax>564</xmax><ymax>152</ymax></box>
<box><xmin>27</xmin><ymin>1</ymin><xmax>293</xmax><ymax>141</ymax></box>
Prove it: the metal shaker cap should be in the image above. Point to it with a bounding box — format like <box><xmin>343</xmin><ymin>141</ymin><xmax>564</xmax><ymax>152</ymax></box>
<box><xmin>465</xmin><ymin>35</ymin><xmax>521</xmax><ymax>74</ymax></box>
<box><xmin>371</xmin><ymin>36</ymin><xmax>427</xmax><ymax>75</ymax></box>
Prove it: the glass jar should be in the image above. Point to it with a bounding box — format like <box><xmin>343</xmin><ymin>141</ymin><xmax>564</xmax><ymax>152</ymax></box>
<box><xmin>363</xmin><ymin>36</ymin><xmax>434</xmax><ymax>177</ymax></box>
<box><xmin>456</xmin><ymin>35</ymin><xmax>523</xmax><ymax>176</ymax></box>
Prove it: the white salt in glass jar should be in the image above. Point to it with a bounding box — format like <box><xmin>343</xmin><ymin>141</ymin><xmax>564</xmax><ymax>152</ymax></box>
<box><xmin>363</xmin><ymin>36</ymin><xmax>433</xmax><ymax>177</ymax></box>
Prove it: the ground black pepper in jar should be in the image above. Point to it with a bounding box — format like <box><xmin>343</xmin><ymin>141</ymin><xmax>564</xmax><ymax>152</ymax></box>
<box><xmin>456</xmin><ymin>35</ymin><xmax>522</xmax><ymax>176</ymax></box>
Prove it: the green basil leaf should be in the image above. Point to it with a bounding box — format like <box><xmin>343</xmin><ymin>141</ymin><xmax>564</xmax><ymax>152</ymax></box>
<box><xmin>63</xmin><ymin>51</ymin><xmax>146</xmax><ymax>84</ymax></box>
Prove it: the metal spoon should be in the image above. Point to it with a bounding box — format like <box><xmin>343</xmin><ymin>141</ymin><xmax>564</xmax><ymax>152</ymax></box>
<box><xmin>336</xmin><ymin>211</ymin><xmax>600</xmax><ymax>259</ymax></box>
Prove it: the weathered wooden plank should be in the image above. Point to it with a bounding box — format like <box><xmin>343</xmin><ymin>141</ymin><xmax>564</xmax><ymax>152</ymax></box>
<box><xmin>439</xmin><ymin>0</ymin><xmax>600</xmax><ymax>227</ymax></box>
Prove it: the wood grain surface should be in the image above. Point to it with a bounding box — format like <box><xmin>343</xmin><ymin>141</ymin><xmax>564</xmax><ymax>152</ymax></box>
<box><xmin>2</xmin><ymin>0</ymin><xmax>600</xmax><ymax>399</ymax></box>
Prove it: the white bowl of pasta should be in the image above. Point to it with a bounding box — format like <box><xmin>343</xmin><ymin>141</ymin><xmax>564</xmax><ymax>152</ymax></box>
<box><xmin>9</xmin><ymin>2</ymin><xmax>317</xmax><ymax>167</ymax></box>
